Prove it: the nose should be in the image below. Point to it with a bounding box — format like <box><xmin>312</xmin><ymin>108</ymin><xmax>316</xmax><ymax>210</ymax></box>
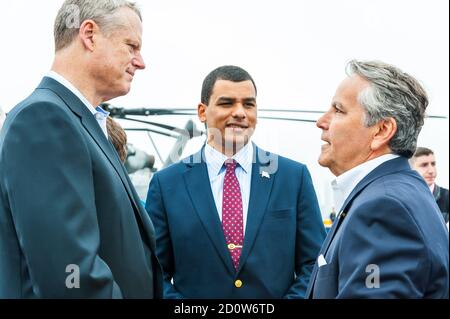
<box><xmin>232</xmin><ymin>103</ymin><xmax>246</xmax><ymax>119</ymax></box>
<box><xmin>132</xmin><ymin>51</ymin><xmax>146</xmax><ymax>70</ymax></box>
<box><xmin>316</xmin><ymin>110</ymin><xmax>330</xmax><ymax>130</ymax></box>
<box><xmin>426</xmin><ymin>164</ymin><xmax>436</xmax><ymax>175</ymax></box>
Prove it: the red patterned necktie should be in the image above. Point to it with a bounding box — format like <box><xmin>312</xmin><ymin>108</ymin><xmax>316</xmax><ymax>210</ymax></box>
<box><xmin>222</xmin><ymin>159</ymin><xmax>244</xmax><ymax>270</ymax></box>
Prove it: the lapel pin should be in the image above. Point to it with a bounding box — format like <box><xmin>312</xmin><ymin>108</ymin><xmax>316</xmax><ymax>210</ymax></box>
<box><xmin>261</xmin><ymin>171</ymin><xmax>270</xmax><ymax>179</ymax></box>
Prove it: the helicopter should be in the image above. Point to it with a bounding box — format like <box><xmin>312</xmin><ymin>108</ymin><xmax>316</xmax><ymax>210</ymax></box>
<box><xmin>101</xmin><ymin>103</ymin><xmax>448</xmax><ymax>203</ymax></box>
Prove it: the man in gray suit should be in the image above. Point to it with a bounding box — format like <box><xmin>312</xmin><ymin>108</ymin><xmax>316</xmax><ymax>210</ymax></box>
<box><xmin>0</xmin><ymin>0</ymin><xmax>162</xmax><ymax>298</ymax></box>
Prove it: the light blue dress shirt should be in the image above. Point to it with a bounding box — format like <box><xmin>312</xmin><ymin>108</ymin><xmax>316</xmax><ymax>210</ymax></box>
<box><xmin>204</xmin><ymin>142</ymin><xmax>253</xmax><ymax>234</ymax></box>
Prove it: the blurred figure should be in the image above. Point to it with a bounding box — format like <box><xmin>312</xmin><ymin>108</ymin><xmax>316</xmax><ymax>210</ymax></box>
<box><xmin>322</xmin><ymin>208</ymin><xmax>336</xmax><ymax>233</ymax></box>
<box><xmin>306</xmin><ymin>60</ymin><xmax>448</xmax><ymax>298</ymax></box>
<box><xmin>103</xmin><ymin>117</ymin><xmax>156</xmax><ymax>203</ymax></box>
<box><xmin>411</xmin><ymin>147</ymin><xmax>449</xmax><ymax>223</ymax></box>
<box><xmin>146</xmin><ymin>65</ymin><xmax>325</xmax><ymax>299</ymax></box>
<box><xmin>0</xmin><ymin>0</ymin><xmax>162</xmax><ymax>298</ymax></box>
<box><xmin>0</xmin><ymin>106</ymin><xmax>5</xmax><ymax>130</ymax></box>
<box><xmin>125</xmin><ymin>144</ymin><xmax>155</xmax><ymax>174</ymax></box>
<box><xmin>329</xmin><ymin>207</ymin><xmax>337</xmax><ymax>222</ymax></box>
<box><xmin>107</xmin><ymin>116</ymin><xmax>128</xmax><ymax>163</ymax></box>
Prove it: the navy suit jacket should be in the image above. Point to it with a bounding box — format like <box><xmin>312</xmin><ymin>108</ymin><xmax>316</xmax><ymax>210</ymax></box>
<box><xmin>0</xmin><ymin>77</ymin><xmax>163</xmax><ymax>298</ymax></box>
<box><xmin>145</xmin><ymin>145</ymin><xmax>326</xmax><ymax>298</ymax></box>
<box><xmin>306</xmin><ymin>157</ymin><xmax>449</xmax><ymax>298</ymax></box>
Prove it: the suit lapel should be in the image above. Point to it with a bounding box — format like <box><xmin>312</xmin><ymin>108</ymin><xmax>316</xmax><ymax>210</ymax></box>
<box><xmin>237</xmin><ymin>146</ymin><xmax>274</xmax><ymax>273</ymax></box>
<box><xmin>325</xmin><ymin>157</ymin><xmax>410</xmax><ymax>256</ymax></box>
<box><xmin>183</xmin><ymin>150</ymin><xmax>235</xmax><ymax>274</ymax></box>
<box><xmin>38</xmin><ymin>77</ymin><xmax>150</xmax><ymax>243</ymax></box>
<box><xmin>305</xmin><ymin>209</ymin><xmax>345</xmax><ymax>298</ymax></box>
<box><xmin>306</xmin><ymin>156</ymin><xmax>411</xmax><ymax>298</ymax></box>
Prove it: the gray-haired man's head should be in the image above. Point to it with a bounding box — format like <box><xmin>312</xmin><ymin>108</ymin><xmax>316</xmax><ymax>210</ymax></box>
<box><xmin>54</xmin><ymin>0</ymin><xmax>141</xmax><ymax>51</ymax></box>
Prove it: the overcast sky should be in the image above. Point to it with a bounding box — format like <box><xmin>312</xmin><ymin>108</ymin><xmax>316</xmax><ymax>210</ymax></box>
<box><xmin>1</xmin><ymin>0</ymin><xmax>448</xmax><ymax>214</ymax></box>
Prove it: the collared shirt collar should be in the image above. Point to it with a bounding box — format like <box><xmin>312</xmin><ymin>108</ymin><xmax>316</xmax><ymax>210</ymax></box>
<box><xmin>204</xmin><ymin>142</ymin><xmax>253</xmax><ymax>177</ymax></box>
<box><xmin>46</xmin><ymin>71</ymin><xmax>110</xmax><ymax>137</ymax></box>
<box><xmin>46</xmin><ymin>71</ymin><xmax>97</xmax><ymax>116</ymax></box>
<box><xmin>95</xmin><ymin>106</ymin><xmax>110</xmax><ymax>120</ymax></box>
<box><xmin>429</xmin><ymin>183</ymin><xmax>436</xmax><ymax>194</ymax></box>
<box><xmin>331</xmin><ymin>153</ymin><xmax>399</xmax><ymax>212</ymax></box>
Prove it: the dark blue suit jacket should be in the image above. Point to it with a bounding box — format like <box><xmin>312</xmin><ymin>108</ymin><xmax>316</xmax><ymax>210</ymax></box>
<box><xmin>145</xmin><ymin>146</ymin><xmax>326</xmax><ymax>298</ymax></box>
<box><xmin>306</xmin><ymin>157</ymin><xmax>449</xmax><ymax>298</ymax></box>
<box><xmin>0</xmin><ymin>77</ymin><xmax>162</xmax><ymax>298</ymax></box>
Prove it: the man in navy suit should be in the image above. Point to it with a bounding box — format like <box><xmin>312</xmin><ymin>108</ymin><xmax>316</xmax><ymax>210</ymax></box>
<box><xmin>306</xmin><ymin>60</ymin><xmax>449</xmax><ymax>298</ymax></box>
<box><xmin>145</xmin><ymin>65</ymin><xmax>326</xmax><ymax>298</ymax></box>
<box><xmin>0</xmin><ymin>0</ymin><xmax>162</xmax><ymax>298</ymax></box>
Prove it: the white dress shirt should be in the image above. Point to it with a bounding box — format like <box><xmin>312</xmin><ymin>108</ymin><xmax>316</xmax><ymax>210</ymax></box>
<box><xmin>204</xmin><ymin>142</ymin><xmax>253</xmax><ymax>234</ymax></box>
<box><xmin>429</xmin><ymin>183</ymin><xmax>435</xmax><ymax>194</ymax></box>
<box><xmin>331</xmin><ymin>154</ymin><xmax>399</xmax><ymax>213</ymax></box>
<box><xmin>46</xmin><ymin>71</ymin><xmax>109</xmax><ymax>138</ymax></box>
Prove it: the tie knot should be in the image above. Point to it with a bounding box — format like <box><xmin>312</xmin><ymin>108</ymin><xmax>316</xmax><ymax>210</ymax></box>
<box><xmin>224</xmin><ymin>159</ymin><xmax>237</xmax><ymax>172</ymax></box>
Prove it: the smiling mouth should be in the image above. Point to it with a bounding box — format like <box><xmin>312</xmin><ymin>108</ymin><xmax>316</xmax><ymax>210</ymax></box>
<box><xmin>226</xmin><ymin>124</ymin><xmax>248</xmax><ymax>129</ymax></box>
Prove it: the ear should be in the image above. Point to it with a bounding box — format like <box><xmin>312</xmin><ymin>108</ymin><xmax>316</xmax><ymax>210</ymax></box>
<box><xmin>198</xmin><ymin>103</ymin><xmax>207</xmax><ymax>123</ymax></box>
<box><xmin>371</xmin><ymin>117</ymin><xmax>397</xmax><ymax>151</ymax></box>
<box><xmin>79</xmin><ymin>19</ymin><xmax>98</xmax><ymax>51</ymax></box>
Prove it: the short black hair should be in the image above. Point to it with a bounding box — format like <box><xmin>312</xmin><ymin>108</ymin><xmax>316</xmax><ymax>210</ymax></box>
<box><xmin>413</xmin><ymin>146</ymin><xmax>434</xmax><ymax>158</ymax></box>
<box><xmin>201</xmin><ymin>65</ymin><xmax>257</xmax><ymax>105</ymax></box>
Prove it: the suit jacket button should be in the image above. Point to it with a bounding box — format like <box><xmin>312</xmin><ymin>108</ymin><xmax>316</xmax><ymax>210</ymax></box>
<box><xmin>235</xmin><ymin>280</ymin><xmax>243</xmax><ymax>288</ymax></box>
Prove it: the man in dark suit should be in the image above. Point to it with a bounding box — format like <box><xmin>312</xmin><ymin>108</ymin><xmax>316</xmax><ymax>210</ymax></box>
<box><xmin>0</xmin><ymin>0</ymin><xmax>162</xmax><ymax>298</ymax></box>
<box><xmin>306</xmin><ymin>60</ymin><xmax>449</xmax><ymax>298</ymax></box>
<box><xmin>145</xmin><ymin>65</ymin><xmax>326</xmax><ymax>299</ymax></box>
<box><xmin>411</xmin><ymin>147</ymin><xmax>449</xmax><ymax>224</ymax></box>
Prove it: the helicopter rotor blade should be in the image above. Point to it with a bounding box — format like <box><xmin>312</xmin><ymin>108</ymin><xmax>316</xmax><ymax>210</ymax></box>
<box><xmin>123</xmin><ymin>128</ymin><xmax>180</xmax><ymax>138</ymax></box>
<box><xmin>258</xmin><ymin>116</ymin><xmax>317</xmax><ymax>123</ymax></box>
<box><xmin>119</xmin><ymin>117</ymin><xmax>198</xmax><ymax>137</ymax></box>
<box><xmin>103</xmin><ymin>103</ymin><xmax>448</xmax><ymax>121</ymax></box>
<box><xmin>426</xmin><ymin>115</ymin><xmax>448</xmax><ymax>119</ymax></box>
<box><xmin>259</xmin><ymin>109</ymin><xmax>325</xmax><ymax>114</ymax></box>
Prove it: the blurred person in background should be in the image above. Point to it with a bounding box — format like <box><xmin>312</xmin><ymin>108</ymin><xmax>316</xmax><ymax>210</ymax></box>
<box><xmin>411</xmin><ymin>147</ymin><xmax>449</xmax><ymax>224</ymax></box>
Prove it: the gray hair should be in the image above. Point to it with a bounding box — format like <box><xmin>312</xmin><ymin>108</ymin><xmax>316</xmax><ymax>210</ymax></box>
<box><xmin>347</xmin><ymin>60</ymin><xmax>428</xmax><ymax>158</ymax></box>
<box><xmin>54</xmin><ymin>0</ymin><xmax>141</xmax><ymax>51</ymax></box>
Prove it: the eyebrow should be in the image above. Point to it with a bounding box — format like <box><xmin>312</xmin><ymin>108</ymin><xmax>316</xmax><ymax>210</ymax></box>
<box><xmin>217</xmin><ymin>97</ymin><xmax>235</xmax><ymax>103</ymax></box>
<box><xmin>332</xmin><ymin>101</ymin><xmax>344</xmax><ymax>109</ymax></box>
<box><xmin>126</xmin><ymin>37</ymin><xmax>142</xmax><ymax>49</ymax></box>
<box><xmin>243</xmin><ymin>97</ymin><xmax>256</xmax><ymax>103</ymax></box>
<box><xmin>420</xmin><ymin>161</ymin><xmax>436</xmax><ymax>165</ymax></box>
<box><xmin>217</xmin><ymin>97</ymin><xmax>256</xmax><ymax>103</ymax></box>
